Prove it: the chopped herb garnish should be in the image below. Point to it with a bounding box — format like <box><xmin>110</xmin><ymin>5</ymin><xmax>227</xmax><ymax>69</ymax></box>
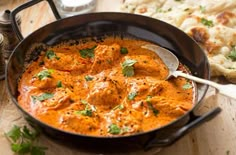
<box><xmin>227</xmin><ymin>47</ymin><xmax>236</xmax><ymax>61</ymax></box>
<box><xmin>85</xmin><ymin>75</ymin><xmax>94</xmax><ymax>81</ymax></box>
<box><xmin>112</xmin><ymin>104</ymin><xmax>124</xmax><ymax>111</ymax></box>
<box><xmin>107</xmin><ymin>59</ymin><xmax>112</xmax><ymax>64</ymax></box>
<box><xmin>108</xmin><ymin>124</ymin><xmax>121</xmax><ymax>135</ymax></box>
<box><xmin>184</xmin><ymin>8</ymin><xmax>190</xmax><ymax>11</ymax></box>
<box><xmin>39</xmin><ymin>61</ymin><xmax>44</xmax><ymax>66</ymax></box>
<box><xmin>56</xmin><ymin>81</ymin><xmax>62</xmax><ymax>87</ymax></box>
<box><xmin>81</xmin><ymin>99</ymin><xmax>88</xmax><ymax>105</ymax></box>
<box><xmin>201</xmin><ymin>18</ymin><xmax>214</xmax><ymax>27</ymax></box>
<box><xmin>200</xmin><ymin>5</ymin><xmax>206</xmax><ymax>13</ymax></box>
<box><xmin>146</xmin><ymin>96</ymin><xmax>159</xmax><ymax>116</ymax></box>
<box><xmin>5</xmin><ymin>125</ymin><xmax>47</xmax><ymax>155</ymax></box>
<box><xmin>156</xmin><ymin>8</ymin><xmax>163</xmax><ymax>13</ymax></box>
<box><xmin>121</xmin><ymin>59</ymin><xmax>137</xmax><ymax>77</ymax></box>
<box><xmin>46</xmin><ymin>50</ymin><xmax>60</xmax><ymax>60</ymax></box>
<box><xmin>149</xmin><ymin>103</ymin><xmax>159</xmax><ymax>116</ymax></box>
<box><xmin>122</xmin><ymin>126</ymin><xmax>130</xmax><ymax>133</ymax></box>
<box><xmin>76</xmin><ymin>100</ymin><xmax>93</xmax><ymax>116</ymax></box>
<box><xmin>175</xmin><ymin>0</ymin><xmax>181</xmax><ymax>1</ymax></box>
<box><xmin>35</xmin><ymin>69</ymin><xmax>54</xmax><ymax>80</ymax></box>
<box><xmin>120</xmin><ymin>47</ymin><xmax>128</xmax><ymax>54</ymax></box>
<box><xmin>146</xmin><ymin>95</ymin><xmax>152</xmax><ymax>103</ymax></box>
<box><xmin>156</xmin><ymin>8</ymin><xmax>172</xmax><ymax>13</ymax></box>
<box><xmin>182</xmin><ymin>82</ymin><xmax>192</xmax><ymax>90</ymax></box>
<box><xmin>76</xmin><ymin>109</ymin><xmax>92</xmax><ymax>117</ymax></box>
<box><xmin>31</xmin><ymin>93</ymin><xmax>54</xmax><ymax>103</ymax></box>
<box><xmin>128</xmin><ymin>91</ymin><xmax>137</xmax><ymax>100</ymax></box>
<box><xmin>6</xmin><ymin>125</ymin><xmax>21</xmax><ymax>142</ymax></box>
<box><xmin>11</xmin><ymin>142</ymin><xmax>32</xmax><ymax>154</ymax></box>
<box><xmin>79</xmin><ymin>46</ymin><xmax>96</xmax><ymax>58</ymax></box>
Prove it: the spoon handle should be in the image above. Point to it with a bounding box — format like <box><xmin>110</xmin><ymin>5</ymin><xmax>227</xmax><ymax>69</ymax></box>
<box><xmin>173</xmin><ymin>71</ymin><xmax>236</xmax><ymax>100</ymax></box>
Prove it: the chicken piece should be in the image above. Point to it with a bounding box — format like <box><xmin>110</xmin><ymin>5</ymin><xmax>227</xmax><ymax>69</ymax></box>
<box><xmin>44</xmin><ymin>51</ymin><xmax>90</xmax><ymax>74</ymax></box>
<box><xmin>148</xmin><ymin>96</ymin><xmax>192</xmax><ymax>117</ymax></box>
<box><xmin>87</xmin><ymin>80</ymin><xmax>121</xmax><ymax>111</ymax></box>
<box><xmin>30</xmin><ymin>77</ymin><xmax>56</xmax><ymax>89</ymax></box>
<box><xmin>38</xmin><ymin>88</ymin><xmax>73</xmax><ymax>110</ymax></box>
<box><xmin>59</xmin><ymin>111</ymin><xmax>100</xmax><ymax>135</ymax></box>
<box><xmin>127</xmin><ymin>77</ymin><xmax>164</xmax><ymax>98</ymax></box>
<box><xmin>123</xmin><ymin>55</ymin><xmax>168</xmax><ymax>79</ymax></box>
<box><xmin>107</xmin><ymin>109</ymin><xmax>143</xmax><ymax>134</ymax></box>
<box><xmin>30</xmin><ymin>69</ymin><xmax>74</xmax><ymax>90</ymax></box>
<box><xmin>90</xmin><ymin>44</ymin><xmax>121</xmax><ymax>74</ymax></box>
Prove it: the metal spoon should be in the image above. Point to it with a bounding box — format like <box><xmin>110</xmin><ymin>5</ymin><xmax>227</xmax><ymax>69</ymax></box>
<box><xmin>142</xmin><ymin>44</ymin><xmax>236</xmax><ymax>100</ymax></box>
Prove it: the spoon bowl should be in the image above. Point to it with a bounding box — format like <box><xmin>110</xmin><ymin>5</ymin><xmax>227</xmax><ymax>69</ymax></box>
<box><xmin>142</xmin><ymin>44</ymin><xmax>179</xmax><ymax>79</ymax></box>
<box><xmin>142</xmin><ymin>44</ymin><xmax>236</xmax><ymax>100</ymax></box>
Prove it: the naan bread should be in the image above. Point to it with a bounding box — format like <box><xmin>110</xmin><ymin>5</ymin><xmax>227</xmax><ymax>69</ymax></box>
<box><xmin>121</xmin><ymin>0</ymin><xmax>236</xmax><ymax>83</ymax></box>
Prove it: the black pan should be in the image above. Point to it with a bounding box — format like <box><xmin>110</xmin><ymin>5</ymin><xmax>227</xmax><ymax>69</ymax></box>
<box><xmin>6</xmin><ymin>0</ymin><xmax>221</xmax><ymax>154</ymax></box>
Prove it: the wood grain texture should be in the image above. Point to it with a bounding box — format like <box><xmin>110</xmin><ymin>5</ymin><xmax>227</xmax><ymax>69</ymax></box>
<box><xmin>0</xmin><ymin>0</ymin><xmax>236</xmax><ymax>155</ymax></box>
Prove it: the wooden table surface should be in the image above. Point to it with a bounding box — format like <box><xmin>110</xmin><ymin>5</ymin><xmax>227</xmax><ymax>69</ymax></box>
<box><xmin>0</xmin><ymin>1</ymin><xmax>236</xmax><ymax>155</ymax></box>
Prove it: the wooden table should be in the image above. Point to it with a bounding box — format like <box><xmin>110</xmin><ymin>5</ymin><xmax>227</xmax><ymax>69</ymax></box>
<box><xmin>0</xmin><ymin>1</ymin><xmax>236</xmax><ymax>155</ymax></box>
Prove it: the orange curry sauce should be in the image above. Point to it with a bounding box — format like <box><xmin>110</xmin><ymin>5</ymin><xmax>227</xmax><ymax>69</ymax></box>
<box><xmin>18</xmin><ymin>37</ymin><xmax>193</xmax><ymax>136</ymax></box>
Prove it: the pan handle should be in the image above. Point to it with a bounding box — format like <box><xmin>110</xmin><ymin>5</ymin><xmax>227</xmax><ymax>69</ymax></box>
<box><xmin>144</xmin><ymin>107</ymin><xmax>221</xmax><ymax>150</ymax></box>
<box><xmin>10</xmin><ymin>0</ymin><xmax>61</xmax><ymax>41</ymax></box>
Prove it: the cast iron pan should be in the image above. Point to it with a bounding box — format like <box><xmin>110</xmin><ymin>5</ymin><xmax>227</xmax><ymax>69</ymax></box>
<box><xmin>6</xmin><ymin>0</ymin><xmax>221</xmax><ymax>154</ymax></box>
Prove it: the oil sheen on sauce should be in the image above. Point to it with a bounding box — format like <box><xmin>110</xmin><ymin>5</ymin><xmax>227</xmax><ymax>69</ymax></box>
<box><xmin>17</xmin><ymin>37</ymin><xmax>194</xmax><ymax>136</ymax></box>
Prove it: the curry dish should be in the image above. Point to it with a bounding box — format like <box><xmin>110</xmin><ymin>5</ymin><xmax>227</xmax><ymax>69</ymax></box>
<box><xmin>18</xmin><ymin>37</ymin><xmax>194</xmax><ymax>136</ymax></box>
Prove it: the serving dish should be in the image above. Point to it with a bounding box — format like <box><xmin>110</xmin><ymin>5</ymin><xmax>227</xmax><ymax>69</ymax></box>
<box><xmin>6</xmin><ymin>0</ymin><xmax>221</xmax><ymax>154</ymax></box>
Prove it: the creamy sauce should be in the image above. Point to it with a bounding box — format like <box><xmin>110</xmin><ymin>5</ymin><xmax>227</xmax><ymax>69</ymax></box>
<box><xmin>18</xmin><ymin>37</ymin><xmax>193</xmax><ymax>136</ymax></box>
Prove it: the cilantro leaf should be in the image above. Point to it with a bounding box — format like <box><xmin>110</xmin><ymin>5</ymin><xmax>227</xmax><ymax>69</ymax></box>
<box><xmin>184</xmin><ymin>8</ymin><xmax>190</xmax><ymax>11</ymax></box>
<box><xmin>167</xmin><ymin>8</ymin><xmax>172</xmax><ymax>11</ymax></box>
<box><xmin>122</xmin><ymin>126</ymin><xmax>130</xmax><ymax>133</ymax></box>
<box><xmin>6</xmin><ymin>125</ymin><xmax>47</xmax><ymax>155</ymax></box>
<box><xmin>76</xmin><ymin>100</ymin><xmax>93</xmax><ymax>116</ymax></box>
<box><xmin>79</xmin><ymin>46</ymin><xmax>96</xmax><ymax>58</ymax></box>
<box><xmin>39</xmin><ymin>61</ymin><xmax>44</xmax><ymax>66</ymax></box>
<box><xmin>35</xmin><ymin>69</ymin><xmax>54</xmax><ymax>80</ymax></box>
<box><xmin>76</xmin><ymin>109</ymin><xmax>92</xmax><ymax>117</ymax></box>
<box><xmin>199</xmin><ymin>5</ymin><xmax>206</xmax><ymax>13</ymax></box>
<box><xmin>112</xmin><ymin>104</ymin><xmax>124</xmax><ymax>111</ymax></box>
<box><xmin>108</xmin><ymin>124</ymin><xmax>121</xmax><ymax>135</ymax></box>
<box><xmin>11</xmin><ymin>142</ymin><xmax>32</xmax><ymax>154</ymax></box>
<box><xmin>128</xmin><ymin>91</ymin><xmax>137</xmax><ymax>100</ymax></box>
<box><xmin>120</xmin><ymin>47</ymin><xmax>128</xmax><ymax>54</ymax></box>
<box><xmin>146</xmin><ymin>96</ymin><xmax>159</xmax><ymax>116</ymax></box>
<box><xmin>227</xmin><ymin>47</ymin><xmax>236</xmax><ymax>61</ymax></box>
<box><xmin>80</xmin><ymin>99</ymin><xmax>88</xmax><ymax>105</ymax></box>
<box><xmin>122</xmin><ymin>67</ymin><xmax>135</xmax><ymax>77</ymax></box>
<box><xmin>45</xmin><ymin>50</ymin><xmax>60</xmax><ymax>60</ymax></box>
<box><xmin>85</xmin><ymin>75</ymin><xmax>94</xmax><ymax>81</ymax></box>
<box><xmin>31</xmin><ymin>93</ymin><xmax>54</xmax><ymax>103</ymax></box>
<box><xmin>201</xmin><ymin>18</ymin><xmax>214</xmax><ymax>27</ymax></box>
<box><xmin>146</xmin><ymin>95</ymin><xmax>152</xmax><ymax>103</ymax></box>
<box><xmin>182</xmin><ymin>82</ymin><xmax>192</xmax><ymax>90</ymax></box>
<box><xmin>121</xmin><ymin>59</ymin><xmax>137</xmax><ymax>77</ymax></box>
<box><xmin>56</xmin><ymin>81</ymin><xmax>62</xmax><ymax>88</ymax></box>
<box><xmin>22</xmin><ymin>125</ymin><xmax>39</xmax><ymax>140</ymax></box>
<box><xmin>6</xmin><ymin>125</ymin><xmax>21</xmax><ymax>142</ymax></box>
